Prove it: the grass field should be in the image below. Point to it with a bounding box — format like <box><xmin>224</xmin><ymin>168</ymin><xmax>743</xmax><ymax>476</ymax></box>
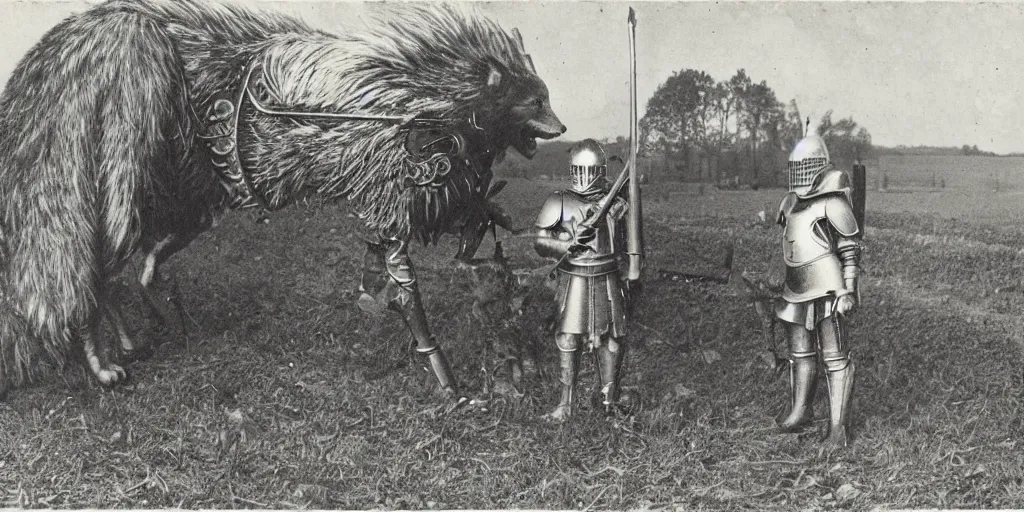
<box><xmin>875</xmin><ymin>154</ymin><xmax>1024</xmax><ymax>193</ymax></box>
<box><xmin>3</xmin><ymin>159</ymin><xmax>1024</xmax><ymax>509</ymax></box>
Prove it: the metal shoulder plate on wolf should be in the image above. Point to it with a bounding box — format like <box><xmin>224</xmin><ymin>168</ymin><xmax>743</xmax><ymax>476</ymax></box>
<box><xmin>197</xmin><ymin>60</ymin><xmax>267</xmax><ymax>210</ymax></box>
<box><xmin>824</xmin><ymin>195</ymin><xmax>860</xmax><ymax>237</ymax></box>
<box><xmin>535</xmin><ymin>191</ymin><xmax>564</xmax><ymax>229</ymax></box>
<box><xmin>402</xmin><ymin>116</ymin><xmax>485</xmax><ymax>189</ymax></box>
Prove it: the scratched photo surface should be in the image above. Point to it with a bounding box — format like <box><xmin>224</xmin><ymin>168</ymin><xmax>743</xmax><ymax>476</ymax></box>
<box><xmin>0</xmin><ymin>1</ymin><xmax>1022</xmax><ymax>509</ymax></box>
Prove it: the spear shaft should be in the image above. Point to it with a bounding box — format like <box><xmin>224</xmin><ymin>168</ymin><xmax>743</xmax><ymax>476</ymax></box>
<box><xmin>626</xmin><ymin>7</ymin><xmax>644</xmax><ymax>281</ymax></box>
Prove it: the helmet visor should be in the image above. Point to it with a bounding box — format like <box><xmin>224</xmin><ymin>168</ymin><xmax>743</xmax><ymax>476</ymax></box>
<box><xmin>570</xmin><ymin>164</ymin><xmax>607</xmax><ymax>192</ymax></box>
<box><xmin>788</xmin><ymin>157</ymin><xmax>828</xmax><ymax>190</ymax></box>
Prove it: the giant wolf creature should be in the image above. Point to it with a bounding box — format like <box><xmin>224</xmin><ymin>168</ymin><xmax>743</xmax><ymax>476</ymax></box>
<box><xmin>0</xmin><ymin>0</ymin><xmax>565</xmax><ymax>401</ymax></box>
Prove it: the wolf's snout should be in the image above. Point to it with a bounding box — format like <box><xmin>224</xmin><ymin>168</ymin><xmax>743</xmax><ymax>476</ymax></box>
<box><xmin>529</xmin><ymin>118</ymin><xmax>566</xmax><ymax>139</ymax></box>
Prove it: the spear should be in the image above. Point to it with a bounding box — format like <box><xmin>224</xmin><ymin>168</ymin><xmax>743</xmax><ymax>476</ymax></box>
<box><xmin>626</xmin><ymin>7</ymin><xmax>645</xmax><ymax>282</ymax></box>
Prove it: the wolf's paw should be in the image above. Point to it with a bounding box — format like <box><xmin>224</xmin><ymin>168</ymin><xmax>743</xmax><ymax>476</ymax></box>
<box><xmin>94</xmin><ymin>364</ymin><xmax>128</xmax><ymax>387</ymax></box>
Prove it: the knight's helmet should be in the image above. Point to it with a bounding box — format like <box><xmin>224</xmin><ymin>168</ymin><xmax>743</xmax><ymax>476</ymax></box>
<box><xmin>569</xmin><ymin>139</ymin><xmax>608</xmax><ymax>193</ymax></box>
<box><xmin>788</xmin><ymin>135</ymin><xmax>831</xmax><ymax>192</ymax></box>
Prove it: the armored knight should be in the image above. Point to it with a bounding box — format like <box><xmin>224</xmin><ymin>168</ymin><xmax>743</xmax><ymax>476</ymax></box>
<box><xmin>774</xmin><ymin>135</ymin><xmax>862</xmax><ymax>447</ymax></box>
<box><xmin>534</xmin><ymin>139</ymin><xmax>634</xmax><ymax>422</ymax></box>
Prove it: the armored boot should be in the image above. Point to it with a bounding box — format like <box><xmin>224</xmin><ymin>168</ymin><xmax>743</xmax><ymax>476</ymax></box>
<box><xmin>820</xmin><ymin>315</ymin><xmax>854</xmax><ymax>447</ymax></box>
<box><xmin>776</xmin><ymin>324</ymin><xmax>817</xmax><ymax>432</ymax></box>
<box><xmin>823</xmin><ymin>358</ymin><xmax>854</xmax><ymax>447</ymax></box>
<box><xmin>546</xmin><ymin>334</ymin><xmax>580</xmax><ymax>422</ymax></box>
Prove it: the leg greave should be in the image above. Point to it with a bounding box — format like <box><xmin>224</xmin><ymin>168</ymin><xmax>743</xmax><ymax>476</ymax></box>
<box><xmin>595</xmin><ymin>337</ymin><xmax>624</xmax><ymax>413</ymax></box>
<box><xmin>548</xmin><ymin>333</ymin><xmax>580</xmax><ymax>421</ymax></box>
<box><xmin>819</xmin><ymin>315</ymin><xmax>854</xmax><ymax>447</ymax></box>
<box><xmin>776</xmin><ymin>323</ymin><xmax>817</xmax><ymax>432</ymax></box>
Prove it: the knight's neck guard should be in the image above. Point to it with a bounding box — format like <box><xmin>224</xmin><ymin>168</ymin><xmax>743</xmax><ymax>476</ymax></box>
<box><xmin>570</xmin><ymin>178</ymin><xmax>609</xmax><ymax>199</ymax></box>
<box><xmin>795</xmin><ymin>168</ymin><xmax>852</xmax><ymax>201</ymax></box>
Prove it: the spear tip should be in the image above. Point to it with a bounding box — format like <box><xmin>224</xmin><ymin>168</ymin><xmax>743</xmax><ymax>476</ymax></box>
<box><xmin>628</xmin><ymin>6</ymin><xmax>636</xmax><ymax>24</ymax></box>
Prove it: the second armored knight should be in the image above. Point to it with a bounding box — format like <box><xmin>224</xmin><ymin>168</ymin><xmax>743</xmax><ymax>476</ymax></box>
<box><xmin>534</xmin><ymin>139</ymin><xmax>635</xmax><ymax>422</ymax></box>
<box><xmin>774</xmin><ymin>134</ymin><xmax>862</xmax><ymax>447</ymax></box>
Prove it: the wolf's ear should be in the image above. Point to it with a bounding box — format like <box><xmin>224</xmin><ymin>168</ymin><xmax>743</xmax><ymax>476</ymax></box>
<box><xmin>486</xmin><ymin>64</ymin><xmax>503</xmax><ymax>89</ymax></box>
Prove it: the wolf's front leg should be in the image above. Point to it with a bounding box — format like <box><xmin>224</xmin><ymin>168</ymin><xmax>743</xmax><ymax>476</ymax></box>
<box><xmin>81</xmin><ymin>309</ymin><xmax>127</xmax><ymax>387</ymax></box>
<box><xmin>101</xmin><ymin>291</ymin><xmax>153</xmax><ymax>363</ymax></box>
<box><xmin>362</xmin><ymin>238</ymin><xmax>463</xmax><ymax>401</ymax></box>
<box><xmin>137</xmin><ymin>233</ymin><xmax>190</xmax><ymax>341</ymax></box>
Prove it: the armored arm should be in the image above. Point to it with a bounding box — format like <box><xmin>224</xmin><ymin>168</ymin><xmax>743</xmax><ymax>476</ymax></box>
<box><xmin>534</xmin><ymin>192</ymin><xmax>572</xmax><ymax>259</ymax></box>
<box><xmin>836</xmin><ymin>239</ymin><xmax>861</xmax><ymax>300</ymax></box>
<box><xmin>535</xmin><ymin>228</ymin><xmax>573</xmax><ymax>259</ymax></box>
<box><xmin>826</xmin><ymin>196</ymin><xmax>862</xmax><ymax>302</ymax></box>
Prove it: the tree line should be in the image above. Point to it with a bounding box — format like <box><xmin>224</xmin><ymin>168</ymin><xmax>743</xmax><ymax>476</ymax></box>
<box><xmin>639</xmin><ymin>68</ymin><xmax>873</xmax><ymax>188</ymax></box>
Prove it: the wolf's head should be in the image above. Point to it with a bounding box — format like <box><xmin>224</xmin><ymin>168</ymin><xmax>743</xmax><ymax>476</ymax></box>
<box><xmin>351</xmin><ymin>3</ymin><xmax>566</xmax><ymax>158</ymax></box>
<box><xmin>482</xmin><ymin>66</ymin><xmax>566</xmax><ymax>159</ymax></box>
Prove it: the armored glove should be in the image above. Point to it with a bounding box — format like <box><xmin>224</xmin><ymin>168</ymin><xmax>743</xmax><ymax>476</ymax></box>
<box><xmin>833</xmin><ymin>292</ymin><xmax>856</xmax><ymax>316</ymax></box>
<box><xmin>572</xmin><ymin>223</ymin><xmax>597</xmax><ymax>246</ymax></box>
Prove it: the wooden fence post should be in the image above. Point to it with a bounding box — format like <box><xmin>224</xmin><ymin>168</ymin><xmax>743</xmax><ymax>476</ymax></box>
<box><xmin>852</xmin><ymin>162</ymin><xmax>867</xmax><ymax>233</ymax></box>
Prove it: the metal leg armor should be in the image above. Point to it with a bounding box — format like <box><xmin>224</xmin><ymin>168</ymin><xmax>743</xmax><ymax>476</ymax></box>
<box><xmin>365</xmin><ymin>239</ymin><xmax>460</xmax><ymax>398</ymax></box>
<box><xmin>595</xmin><ymin>336</ymin><xmax>625</xmax><ymax>414</ymax></box>
<box><xmin>819</xmin><ymin>314</ymin><xmax>854</xmax><ymax>447</ymax></box>
<box><xmin>776</xmin><ymin>323</ymin><xmax>818</xmax><ymax>432</ymax></box>
<box><xmin>547</xmin><ymin>333</ymin><xmax>580</xmax><ymax>422</ymax></box>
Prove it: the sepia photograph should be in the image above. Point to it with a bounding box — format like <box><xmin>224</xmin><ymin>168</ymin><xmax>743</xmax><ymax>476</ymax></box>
<box><xmin>0</xmin><ymin>0</ymin><xmax>1022</xmax><ymax>509</ymax></box>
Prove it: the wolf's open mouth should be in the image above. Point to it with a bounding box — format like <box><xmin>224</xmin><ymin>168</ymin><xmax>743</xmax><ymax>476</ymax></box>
<box><xmin>514</xmin><ymin>121</ymin><xmax>563</xmax><ymax>159</ymax></box>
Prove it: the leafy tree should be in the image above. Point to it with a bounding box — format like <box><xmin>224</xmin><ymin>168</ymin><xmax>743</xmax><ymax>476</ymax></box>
<box><xmin>709</xmin><ymin>82</ymin><xmax>735</xmax><ymax>181</ymax></box>
<box><xmin>781</xmin><ymin>100</ymin><xmax>805</xmax><ymax>152</ymax></box>
<box><xmin>816</xmin><ymin>110</ymin><xmax>874</xmax><ymax>169</ymax></box>
<box><xmin>638</xmin><ymin>67</ymin><xmax>871</xmax><ymax>187</ymax></box>
<box><xmin>740</xmin><ymin>81</ymin><xmax>779</xmax><ymax>184</ymax></box>
<box><xmin>640</xmin><ymin>69</ymin><xmax>717</xmax><ymax>180</ymax></box>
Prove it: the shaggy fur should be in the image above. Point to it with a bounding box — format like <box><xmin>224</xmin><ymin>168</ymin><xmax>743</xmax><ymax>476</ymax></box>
<box><xmin>0</xmin><ymin>0</ymin><xmax>564</xmax><ymax>393</ymax></box>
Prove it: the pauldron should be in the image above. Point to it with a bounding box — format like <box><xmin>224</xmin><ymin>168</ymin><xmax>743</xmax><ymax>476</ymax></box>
<box><xmin>197</xmin><ymin>61</ymin><xmax>266</xmax><ymax>210</ymax></box>
<box><xmin>402</xmin><ymin>114</ymin><xmax>487</xmax><ymax>189</ymax></box>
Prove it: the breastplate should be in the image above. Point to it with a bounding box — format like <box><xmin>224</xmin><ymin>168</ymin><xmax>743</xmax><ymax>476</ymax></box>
<box><xmin>559</xmin><ymin>192</ymin><xmax>616</xmax><ymax>265</ymax></box>
<box><xmin>780</xmin><ymin>195</ymin><xmax>844</xmax><ymax>302</ymax></box>
<box><xmin>782</xmin><ymin>198</ymin><xmax>833</xmax><ymax>266</ymax></box>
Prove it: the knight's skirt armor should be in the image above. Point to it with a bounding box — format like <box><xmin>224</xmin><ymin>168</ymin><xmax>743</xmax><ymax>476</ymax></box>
<box><xmin>556</xmin><ymin>257</ymin><xmax>627</xmax><ymax>340</ymax></box>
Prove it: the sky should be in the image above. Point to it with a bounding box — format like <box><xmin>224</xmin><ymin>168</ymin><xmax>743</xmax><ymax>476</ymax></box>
<box><xmin>1</xmin><ymin>1</ymin><xmax>1024</xmax><ymax>153</ymax></box>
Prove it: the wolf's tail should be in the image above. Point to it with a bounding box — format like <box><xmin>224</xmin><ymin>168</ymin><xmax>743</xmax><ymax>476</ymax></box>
<box><xmin>0</xmin><ymin>6</ymin><xmax>193</xmax><ymax>392</ymax></box>
<box><xmin>0</xmin><ymin>296</ymin><xmax>70</xmax><ymax>393</ymax></box>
